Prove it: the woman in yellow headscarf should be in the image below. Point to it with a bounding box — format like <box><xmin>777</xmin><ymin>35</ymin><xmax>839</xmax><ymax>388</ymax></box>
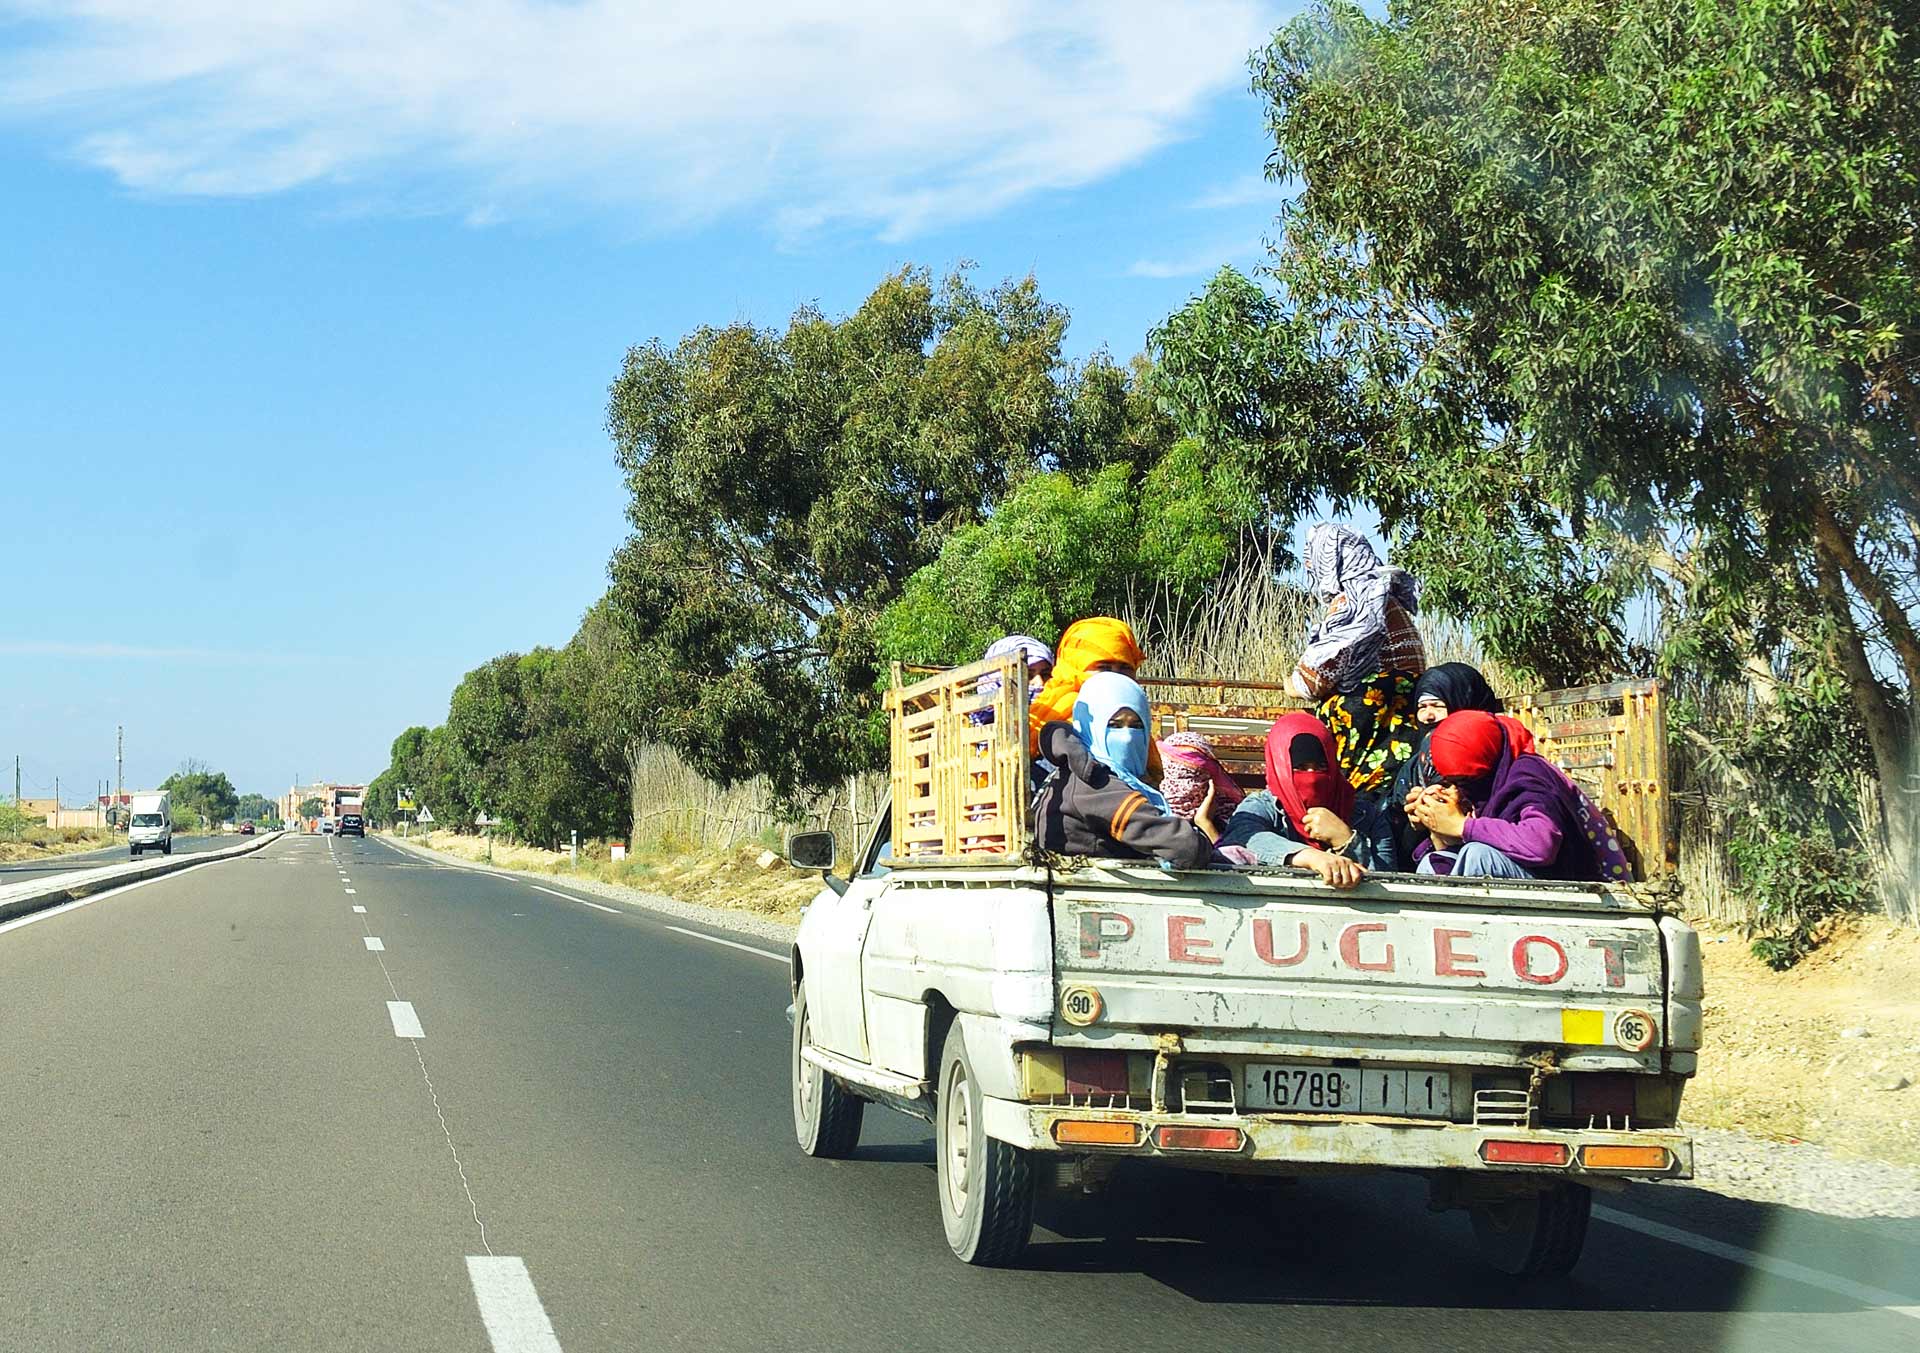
<box><xmin>1028</xmin><ymin>618</ymin><xmax>1154</xmax><ymax>769</ymax></box>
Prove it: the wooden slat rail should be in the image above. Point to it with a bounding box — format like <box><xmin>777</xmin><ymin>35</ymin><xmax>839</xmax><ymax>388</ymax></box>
<box><xmin>889</xmin><ymin>665</ymin><xmax>1671</xmax><ymax>879</ymax></box>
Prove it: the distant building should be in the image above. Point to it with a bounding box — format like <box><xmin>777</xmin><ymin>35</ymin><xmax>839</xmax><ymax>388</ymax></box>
<box><xmin>278</xmin><ymin>782</ymin><xmax>367</xmax><ymax>824</ymax></box>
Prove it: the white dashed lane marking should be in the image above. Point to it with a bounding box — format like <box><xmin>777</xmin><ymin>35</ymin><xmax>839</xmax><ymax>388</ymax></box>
<box><xmin>386</xmin><ymin>1001</ymin><xmax>425</xmax><ymax>1038</ymax></box>
<box><xmin>352</xmin><ymin>905</ymin><xmax>366</xmax><ymax>913</ymax></box>
<box><xmin>467</xmin><ymin>1256</ymin><xmax>563</xmax><ymax>1352</ymax></box>
<box><xmin>345</xmin><ymin>888</ymin><xmax>356</xmax><ymax>895</ymax></box>
<box><xmin>364</xmin><ymin>936</ymin><xmax>385</xmax><ymax>951</ymax></box>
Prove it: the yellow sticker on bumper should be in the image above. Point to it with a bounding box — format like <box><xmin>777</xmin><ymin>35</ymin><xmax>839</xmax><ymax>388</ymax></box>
<box><xmin>1561</xmin><ymin>1008</ymin><xmax>1607</xmax><ymax>1045</ymax></box>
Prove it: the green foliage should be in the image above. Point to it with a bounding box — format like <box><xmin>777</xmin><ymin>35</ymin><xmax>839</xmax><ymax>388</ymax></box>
<box><xmin>234</xmin><ymin>793</ymin><xmax>275</xmax><ymax>824</ymax></box>
<box><xmin>875</xmin><ymin>441</ymin><xmax>1248</xmax><ymax>666</ymax></box>
<box><xmin>161</xmin><ymin>764</ymin><xmax>239</xmax><ymax>827</ymax></box>
<box><xmin>1732</xmin><ymin>825</ymin><xmax>1870</xmax><ymax>970</ymax></box>
<box><xmin>296</xmin><ymin>797</ymin><xmax>324</xmax><ymax>819</ymax></box>
<box><xmin>0</xmin><ymin>799</ymin><xmax>36</xmax><ymax>837</ymax></box>
<box><xmin>604</xmin><ymin>265</ymin><xmax>1169</xmax><ymax>798</ymax></box>
<box><xmin>170</xmin><ymin>804</ymin><xmax>203</xmax><ymax>834</ymax></box>
<box><xmin>1153</xmin><ymin>0</ymin><xmax>1919</xmax><ymax>897</ymax></box>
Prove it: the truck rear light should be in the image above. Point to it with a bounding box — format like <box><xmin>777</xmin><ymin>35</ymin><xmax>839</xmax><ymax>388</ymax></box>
<box><xmin>1053</xmin><ymin>1119</ymin><xmax>1140</xmax><ymax>1147</ymax></box>
<box><xmin>1062</xmin><ymin>1050</ymin><xmax>1131</xmax><ymax>1096</ymax></box>
<box><xmin>1479</xmin><ymin>1139</ymin><xmax>1570</xmax><ymax>1166</ymax></box>
<box><xmin>1153</xmin><ymin>1125</ymin><xmax>1244</xmax><ymax>1152</ymax></box>
<box><xmin>1581</xmin><ymin>1144</ymin><xmax>1671</xmax><ymax>1171</ymax></box>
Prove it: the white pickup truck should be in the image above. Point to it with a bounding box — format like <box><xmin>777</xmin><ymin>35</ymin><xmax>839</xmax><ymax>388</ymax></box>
<box><xmin>787</xmin><ymin>658</ymin><xmax>1700</xmax><ymax>1277</ymax></box>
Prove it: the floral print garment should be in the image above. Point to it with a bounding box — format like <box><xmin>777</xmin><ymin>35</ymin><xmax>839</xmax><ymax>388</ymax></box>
<box><xmin>1318</xmin><ymin>670</ymin><xmax>1420</xmax><ymax>801</ymax></box>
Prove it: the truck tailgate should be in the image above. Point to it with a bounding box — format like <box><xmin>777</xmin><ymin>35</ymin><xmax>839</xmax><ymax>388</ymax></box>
<box><xmin>1052</xmin><ymin>870</ymin><xmax>1672</xmax><ymax>1072</ymax></box>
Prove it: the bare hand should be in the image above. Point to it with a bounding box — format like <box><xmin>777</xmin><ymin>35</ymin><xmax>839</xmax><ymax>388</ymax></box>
<box><xmin>1295</xmin><ymin>847</ymin><xmax>1366</xmax><ymax>890</ymax></box>
<box><xmin>1300</xmin><ymin>806</ymin><xmax>1354</xmax><ymax>849</ymax></box>
<box><xmin>1195</xmin><ymin>782</ymin><xmax>1220</xmax><ymax>842</ymax></box>
<box><xmin>1411</xmin><ymin>785</ymin><xmax>1471</xmax><ymax>839</ymax></box>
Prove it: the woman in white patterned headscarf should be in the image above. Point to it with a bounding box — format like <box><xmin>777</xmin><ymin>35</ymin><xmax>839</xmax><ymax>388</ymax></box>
<box><xmin>1288</xmin><ymin>524</ymin><xmax>1425</xmax><ymax>801</ymax></box>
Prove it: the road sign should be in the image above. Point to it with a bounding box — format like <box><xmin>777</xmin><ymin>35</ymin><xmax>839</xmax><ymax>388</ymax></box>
<box><xmin>475</xmin><ymin>812</ymin><xmax>498</xmax><ymax>827</ymax></box>
<box><xmin>398</xmin><ymin>796</ymin><xmax>417</xmax><ymax>811</ymax></box>
<box><xmin>416</xmin><ymin>806</ymin><xmax>435</xmax><ymax>824</ymax></box>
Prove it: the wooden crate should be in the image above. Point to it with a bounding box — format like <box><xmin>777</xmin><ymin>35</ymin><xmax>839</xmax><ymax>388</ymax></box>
<box><xmin>887</xmin><ymin>653</ymin><xmax>1033</xmax><ymax>864</ymax></box>
<box><xmin>1507</xmin><ymin>679</ymin><xmax>1672</xmax><ymax>878</ymax></box>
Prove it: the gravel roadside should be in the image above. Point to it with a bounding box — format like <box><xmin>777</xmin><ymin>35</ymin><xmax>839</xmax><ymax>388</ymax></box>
<box><xmin>380</xmin><ymin>833</ymin><xmax>1920</xmax><ymax>1225</ymax></box>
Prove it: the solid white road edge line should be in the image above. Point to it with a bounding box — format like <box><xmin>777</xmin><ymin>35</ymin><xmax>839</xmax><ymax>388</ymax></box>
<box><xmin>352</xmin><ymin>904</ymin><xmax>366</xmax><ymax>913</ymax></box>
<box><xmin>526</xmin><ymin>884</ymin><xmax>618</xmax><ymax>914</ymax></box>
<box><xmin>1593</xmin><ymin>1206</ymin><xmax>1920</xmax><ymax>1320</ymax></box>
<box><xmin>387</xmin><ymin>1000</ymin><xmax>425</xmax><ymax>1038</ymax></box>
<box><xmin>0</xmin><ymin>857</ymin><xmax>227</xmax><ymax>937</ymax></box>
<box><xmin>663</xmin><ymin>923</ymin><xmax>785</xmax><ymax>964</ymax></box>
<box><xmin>467</xmin><ymin>1256</ymin><xmax>563</xmax><ymax>1353</ymax></box>
<box><xmin>364</xmin><ymin>936</ymin><xmax>385</xmax><ymax>951</ymax></box>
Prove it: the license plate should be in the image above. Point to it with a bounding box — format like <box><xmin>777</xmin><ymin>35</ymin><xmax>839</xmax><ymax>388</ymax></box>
<box><xmin>1243</xmin><ymin>1064</ymin><xmax>1452</xmax><ymax>1118</ymax></box>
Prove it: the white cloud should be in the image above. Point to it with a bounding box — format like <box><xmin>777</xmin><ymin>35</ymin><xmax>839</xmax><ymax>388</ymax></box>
<box><xmin>1190</xmin><ymin>169</ymin><xmax>1287</xmax><ymax>210</ymax></box>
<box><xmin>0</xmin><ymin>1</ymin><xmax>1277</xmax><ymax>238</ymax></box>
<box><xmin>1128</xmin><ymin>238</ymin><xmax>1264</xmax><ymax>279</ymax></box>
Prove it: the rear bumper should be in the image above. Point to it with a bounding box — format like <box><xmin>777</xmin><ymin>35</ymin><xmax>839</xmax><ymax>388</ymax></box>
<box><xmin>983</xmin><ymin>1098</ymin><xmax>1692</xmax><ymax>1181</ymax></box>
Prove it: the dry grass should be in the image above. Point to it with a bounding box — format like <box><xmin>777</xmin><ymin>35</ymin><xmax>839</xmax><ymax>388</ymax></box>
<box><xmin>404</xmin><ymin>829</ymin><xmax>822</xmax><ymax>926</ymax></box>
<box><xmin>0</xmin><ymin>828</ymin><xmax>116</xmax><ymax>864</ymax></box>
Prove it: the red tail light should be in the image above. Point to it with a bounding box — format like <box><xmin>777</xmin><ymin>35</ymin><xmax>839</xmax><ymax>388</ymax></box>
<box><xmin>1480</xmin><ymin>1139</ymin><xmax>1571</xmax><ymax>1166</ymax></box>
<box><xmin>1154</xmin><ymin>1125</ymin><xmax>1245</xmax><ymax>1152</ymax></box>
<box><xmin>1063</xmin><ymin>1051</ymin><xmax>1130</xmax><ymax>1096</ymax></box>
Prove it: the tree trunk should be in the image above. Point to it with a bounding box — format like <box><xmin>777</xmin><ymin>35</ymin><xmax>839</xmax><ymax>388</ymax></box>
<box><xmin>1813</xmin><ymin>549</ymin><xmax>1919</xmax><ymax>923</ymax></box>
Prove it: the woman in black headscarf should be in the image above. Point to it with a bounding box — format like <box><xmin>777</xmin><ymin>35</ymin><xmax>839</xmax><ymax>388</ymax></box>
<box><xmin>1389</xmin><ymin>663</ymin><xmax>1505</xmax><ymax>863</ymax></box>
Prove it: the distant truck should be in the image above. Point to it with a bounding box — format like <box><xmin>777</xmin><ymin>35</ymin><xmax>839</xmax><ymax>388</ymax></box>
<box><xmin>128</xmin><ymin>791</ymin><xmax>173</xmax><ymax>858</ymax></box>
<box><xmin>788</xmin><ymin>655</ymin><xmax>1698</xmax><ymax>1277</ymax></box>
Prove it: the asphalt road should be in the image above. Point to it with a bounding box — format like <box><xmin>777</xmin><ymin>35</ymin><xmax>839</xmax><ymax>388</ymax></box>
<box><xmin>1</xmin><ymin>831</ymin><xmax>1915</xmax><ymax>1352</ymax></box>
<box><xmin>0</xmin><ymin>831</ymin><xmax>247</xmax><ymax>876</ymax></box>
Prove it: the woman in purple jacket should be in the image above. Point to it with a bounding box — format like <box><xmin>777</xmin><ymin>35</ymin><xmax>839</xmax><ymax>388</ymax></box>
<box><xmin>1407</xmin><ymin>710</ymin><xmax>1632</xmax><ymax>883</ymax></box>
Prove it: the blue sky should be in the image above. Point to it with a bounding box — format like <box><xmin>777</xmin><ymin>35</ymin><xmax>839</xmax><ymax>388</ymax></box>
<box><xmin>0</xmin><ymin>1</ymin><xmax>1293</xmax><ymax>803</ymax></box>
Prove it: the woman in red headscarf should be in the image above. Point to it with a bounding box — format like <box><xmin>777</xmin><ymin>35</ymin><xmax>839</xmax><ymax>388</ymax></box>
<box><xmin>1217</xmin><ymin>713</ymin><xmax>1402</xmax><ymax>887</ymax></box>
<box><xmin>1407</xmin><ymin>711</ymin><xmax>1631</xmax><ymax>882</ymax></box>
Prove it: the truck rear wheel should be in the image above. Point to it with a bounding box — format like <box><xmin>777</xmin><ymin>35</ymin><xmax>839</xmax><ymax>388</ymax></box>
<box><xmin>935</xmin><ymin>1020</ymin><xmax>1033</xmax><ymax>1266</ymax></box>
<box><xmin>1471</xmin><ymin>1181</ymin><xmax>1591</xmax><ymax>1277</ymax></box>
<box><xmin>790</xmin><ymin>983</ymin><xmax>862</xmax><ymax>1159</ymax></box>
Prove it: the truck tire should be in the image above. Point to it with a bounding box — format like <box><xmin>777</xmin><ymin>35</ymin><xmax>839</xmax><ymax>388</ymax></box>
<box><xmin>130</xmin><ymin>846</ymin><xmax>139</xmax><ymax>858</ymax></box>
<box><xmin>935</xmin><ymin>1020</ymin><xmax>1033</xmax><ymax>1266</ymax></box>
<box><xmin>1471</xmin><ymin>1181</ymin><xmax>1591</xmax><ymax>1277</ymax></box>
<box><xmin>163</xmin><ymin>840</ymin><xmax>173</xmax><ymax>856</ymax></box>
<box><xmin>790</xmin><ymin>983</ymin><xmax>862</xmax><ymax>1159</ymax></box>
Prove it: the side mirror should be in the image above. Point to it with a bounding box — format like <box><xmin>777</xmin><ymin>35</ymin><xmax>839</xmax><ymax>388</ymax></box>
<box><xmin>787</xmin><ymin>829</ymin><xmax>837</xmax><ymax>874</ymax></box>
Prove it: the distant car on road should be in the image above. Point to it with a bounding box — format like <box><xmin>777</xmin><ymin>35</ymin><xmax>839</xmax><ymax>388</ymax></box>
<box><xmin>238</xmin><ymin>821</ymin><xmax>256</xmax><ymax>836</ymax></box>
<box><xmin>338</xmin><ymin>813</ymin><xmax>365</xmax><ymax>838</ymax></box>
<box><xmin>320</xmin><ymin>819</ymin><xmax>334</xmax><ymax>834</ymax></box>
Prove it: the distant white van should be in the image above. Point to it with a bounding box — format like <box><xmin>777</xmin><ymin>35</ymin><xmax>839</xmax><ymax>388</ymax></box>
<box><xmin>129</xmin><ymin>791</ymin><xmax>172</xmax><ymax>858</ymax></box>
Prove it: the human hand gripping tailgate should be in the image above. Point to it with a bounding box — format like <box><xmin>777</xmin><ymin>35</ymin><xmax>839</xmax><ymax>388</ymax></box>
<box><xmin>1051</xmin><ymin>870</ymin><xmax>1682</xmax><ymax>1072</ymax></box>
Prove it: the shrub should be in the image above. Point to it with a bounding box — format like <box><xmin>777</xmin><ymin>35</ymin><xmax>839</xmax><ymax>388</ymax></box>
<box><xmin>1730</xmin><ymin>825</ymin><xmax>1870</xmax><ymax>970</ymax></box>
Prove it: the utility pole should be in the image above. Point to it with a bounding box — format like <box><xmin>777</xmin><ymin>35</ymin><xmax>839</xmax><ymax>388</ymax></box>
<box><xmin>12</xmin><ymin>754</ymin><xmax>18</xmax><ymax>806</ymax></box>
<box><xmin>116</xmin><ymin>726</ymin><xmax>124</xmax><ymax>835</ymax></box>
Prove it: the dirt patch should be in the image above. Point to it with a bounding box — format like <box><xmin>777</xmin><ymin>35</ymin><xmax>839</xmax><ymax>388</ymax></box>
<box><xmin>1684</xmin><ymin>917</ymin><xmax>1920</xmax><ymax>1167</ymax></box>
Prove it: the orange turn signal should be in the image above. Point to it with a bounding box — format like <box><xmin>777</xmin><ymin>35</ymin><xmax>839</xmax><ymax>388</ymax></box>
<box><xmin>1581</xmin><ymin>1144</ymin><xmax>1671</xmax><ymax>1171</ymax></box>
<box><xmin>1053</xmin><ymin>1119</ymin><xmax>1141</xmax><ymax>1147</ymax></box>
<box><xmin>1154</xmin><ymin>1125</ymin><xmax>1245</xmax><ymax>1153</ymax></box>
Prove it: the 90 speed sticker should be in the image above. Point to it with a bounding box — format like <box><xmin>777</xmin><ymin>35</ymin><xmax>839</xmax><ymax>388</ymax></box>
<box><xmin>1612</xmin><ymin>1008</ymin><xmax>1658</xmax><ymax>1052</ymax></box>
<box><xmin>1060</xmin><ymin>984</ymin><xmax>1104</xmax><ymax>1027</ymax></box>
